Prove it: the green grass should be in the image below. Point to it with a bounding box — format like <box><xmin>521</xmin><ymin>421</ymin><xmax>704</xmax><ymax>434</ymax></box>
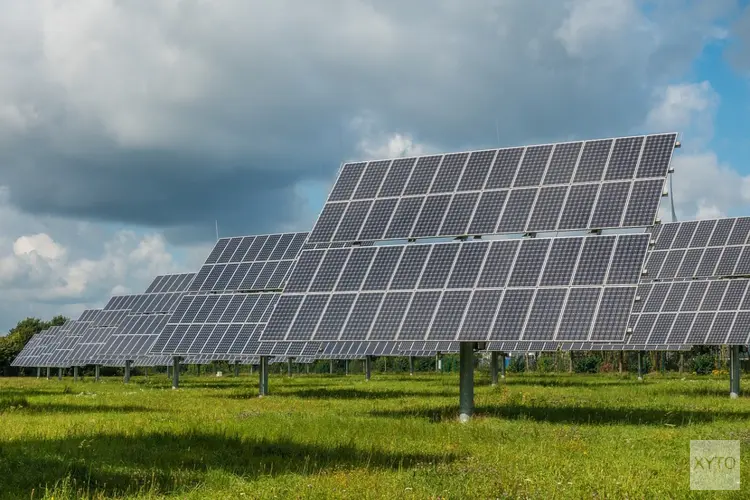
<box><xmin>1</xmin><ymin>370</ymin><xmax>749</xmax><ymax>499</ymax></box>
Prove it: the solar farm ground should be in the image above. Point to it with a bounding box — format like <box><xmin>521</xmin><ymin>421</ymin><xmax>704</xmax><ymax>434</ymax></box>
<box><xmin>1</xmin><ymin>371</ymin><xmax>749</xmax><ymax>499</ymax></box>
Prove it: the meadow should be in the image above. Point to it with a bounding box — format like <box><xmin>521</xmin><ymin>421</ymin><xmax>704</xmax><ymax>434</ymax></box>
<box><xmin>1</xmin><ymin>369</ymin><xmax>749</xmax><ymax>499</ymax></box>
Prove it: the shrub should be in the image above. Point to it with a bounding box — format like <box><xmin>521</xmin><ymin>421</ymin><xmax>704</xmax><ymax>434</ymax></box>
<box><xmin>537</xmin><ymin>356</ymin><xmax>555</xmax><ymax>373</ymax></box>
<box><xmin>507</xmin><ymin>355</ymin><xmax>525</xmax><ymax>373</ymax></box>
<box><xmin>692</xmin><ymin>354</ymin><xmax>715</xmax><ymax>375</ymax></box>
<box><xmin>574</xmin><ymin>356</ymin><xmax>601</xmax><ymax>374</ymax></box>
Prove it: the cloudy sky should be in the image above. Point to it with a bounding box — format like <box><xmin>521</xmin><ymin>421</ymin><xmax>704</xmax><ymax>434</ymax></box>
<box><xmin>1</xmin><ymin>0</ymin><xmax>749</xmax><ymax>331</ymax></box>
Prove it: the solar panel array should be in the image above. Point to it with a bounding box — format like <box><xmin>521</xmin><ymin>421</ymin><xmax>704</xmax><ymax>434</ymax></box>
<box><xmin>150</xmin><ymin>232</ymin><xmax>319</xmax><ymax>362</ymax></box>
<box><xmin>188</xmin><ymin>232</ymin><xmax>308</xmax><ymax>293</ymax></box>
<box><xmin>150</xmin><ymin>292</ymin><xmax>281</xmax><ymax>360</ymax></box>
<box><xmin>84</xmin><ymin>273</ymin><xmax>196</xmax><ymax>362</ymax></box>
<box><xmin>630</xmin><ymin>217</ymin><xmax>750</xmax><ymax>345</ymax></box>
<box><xmin>34</xmin><ymin>325</ymin><xmax>69</xmax><ymax>367</ymax></box>
<box><xmin>399</xmin><ymin>341</ymin><xmax>459</xmax><ymax>354</ymax></box>
<box><xmin>10</xmin><ymin>332</ymin><xmax>48</xmax><ymax>367</ymax></box>
<box><xmin>630</xmin><ymin>279</ymin><xmax>750</xmax><ymax>345</ymax></box>
<box><xmin>318</xmin><ymin>341</ymin><xmax>401</xmax><ymax>359</ymax></box>
<box><xmin>261</xmin><ymin>234</ymin><xmax>649</xmax><ymax>344</ymax></box>
<box><xmin>487</xmin><ymin>341</ymin><xmax>692</xmax><ymax>352</ymax></box>
<box><xmin>643</xmin><ymin>217</ymin><xmax>750</xmax><ymax>281</ymax></box>
<box><xmin>309</xmin><ymin>134</ymin><xmax>676</xmax><ymax>244</ymax></box>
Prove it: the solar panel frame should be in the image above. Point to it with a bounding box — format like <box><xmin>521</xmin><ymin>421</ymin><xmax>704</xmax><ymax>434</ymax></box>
<box><xmin>307</xmin><ymin>134</ymin><xmax>676</xmax><ymax>245</ymax></box>
<box><xmin>267</xmin><ymin>234</ymin><xmax>649</xmax><ymax>345</ymax></box>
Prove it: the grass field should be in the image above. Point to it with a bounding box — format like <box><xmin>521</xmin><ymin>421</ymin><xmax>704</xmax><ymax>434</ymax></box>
<box><xmin>1</xmin><ymin>370</ymin><xmax>749</xmax><ymax>499</ymax></box>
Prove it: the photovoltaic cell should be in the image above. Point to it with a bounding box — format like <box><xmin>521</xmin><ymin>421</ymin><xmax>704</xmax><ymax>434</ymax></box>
<box><xmin>457</xmin><ymin>150</ymin><xmax>496</xmax><ymax>191</ymax></box>
<box><xmin>543</xmin><ymin>142</ymin><xmax>582</xmax><ymax>185</ymax></box>
<box><xmin>486</xmin><ymin>148</ymin><xmax>523</xmax><ymax>189</ymax></box>
<box><xmin>430</xmin><ymin>153</ymin><xmax>468</xmax><ymax>193</ymax></box>
<box><xmin>403</xmin><ymin>156</ymin><xmax>442</xmax><ymax>195</ymax></box>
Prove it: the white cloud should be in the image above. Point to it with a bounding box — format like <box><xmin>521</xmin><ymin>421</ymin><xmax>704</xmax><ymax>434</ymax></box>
<box><xmin>644</xmin><ymin>81</ymin><xmax>750</xmax><ymax>221</ymax></box>
<box><xmin>350</xmin><ymin>112</ymin><xmax>434</xmax><ymax>160</ymax></box>
<box><xmin>0</xmin><ymin>187</ymin><xmax>206</xmax><ymax>330</ymax></box>
<box><xmin>670</xmin><ymin>151</ymin><xmax>750</xmax><ymax>219</ymax></box>
<box><xmin>13</xmin><ymin>233</ymin><xmax>66</xmax><ymax>261</ymax></box>
<box><xmin>556</xmin><ymin>0</ymin><xmax>651</xmax><ymax>59</ymax></box>
<box><xmin>645</xmin><ymin>81</ymin><xmax>719</xmax><ymax>148</ymax></box>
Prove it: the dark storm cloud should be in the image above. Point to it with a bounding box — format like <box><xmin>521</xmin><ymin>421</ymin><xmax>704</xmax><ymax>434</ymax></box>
<box><xmin>0</xmin><ymin>1</ymin><xmax>736</xmax><ymax>242</ymax></box>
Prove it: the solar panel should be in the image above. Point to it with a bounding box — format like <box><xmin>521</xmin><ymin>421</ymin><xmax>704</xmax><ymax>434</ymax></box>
<box><xmin>262</xmin><ymin>233</ymin><xmax>649</xmax><ymax>344</ymax></box>
<box><xmin>33</xmin><ymin>325</ymin><xmax>70</xmax><ymax>368</ymax></box>
<box><xmin>635</xmin><ymin>216</ymin><xmax>750</xmax><ymax>345</ymax></box>
<box><xmin>399</xmin><ymin>341</ymin><xmax>459</xmax><ymax>354</ymax></box>
<box><xmin>10</xmin><ymin>332</ymin><xmax>46</xmax><ymax>367</ymax></box>
<box><xmin>629</xmin><ymin>278</ymin><xmax>750</xmax><ymax>344</ymax></box>
<box><xmin>644</xmin><ymin>217</ymin><xmax>750</xmax><ymax>281</ymax></box>
<box><xmin>485</xmin><ymin>341</ymin><xmax>692</xmax><ymax>352</ymax></box>
<box><xmin>188</xmin><ymin>232</ymin><xmax>308</xmax><ymax>293</ymax></box>
<box><xmin>308</xmin><ymin>133</ymin><xmax>676</xmax><ymax>244</ymax></box>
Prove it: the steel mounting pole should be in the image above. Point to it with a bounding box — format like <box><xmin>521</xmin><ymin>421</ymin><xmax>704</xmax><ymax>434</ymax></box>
<box><xmin>490</xmin><ymin>351</ymin><xmax>499</xmax><ymax>386</ymax></box>
<box><xmin>730</xmin><ymin>345</ymin><xmax>741</xmax><ymax>399</ymax></box>
<box><xmin>637</xmin><ymin>351</ymin><xmax>643</xmax><ymax>381</ymax></box>
<box><xmin>172</xmin><ymin>357</ymin><xmax>180</xmax><ymax>389</ymax></box>
<box><xmin>459</xmin><ymin>342</ymin><xmax>475</xmax><ymax>423</ymax></box>
<box><xmin>259</xmin><ymin>356</ymin><xmax>269</xmax><ymax>396</ymax></box>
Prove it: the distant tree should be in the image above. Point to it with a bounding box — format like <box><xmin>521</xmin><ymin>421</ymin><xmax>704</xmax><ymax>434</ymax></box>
<box><xmin>0</xmin><ymin>316</ymin><xmax>69</xmax><ymax>376</ymax></box>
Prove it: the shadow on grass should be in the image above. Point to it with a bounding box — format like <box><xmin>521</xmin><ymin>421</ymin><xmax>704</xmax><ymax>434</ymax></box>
<box><xmin>370</xmin><ymin>403</ymin><xmax>750</xmax><ymax>426</ymax></box>
<box><xmin>0</xmin><ymin>399</ymin><xmax>158</xmax><ymax>415</ymax></box>
<box><xmin>263</xmin><ymin>387</ymin><xmax>456</xmax><ymax>400</ymax></box>
<box><xmin>652</xmin><ymin>385</ymin><xmax>740</xmax><ymax>398</ymax></box>
<box><xmin>0</xmin><ymin>432</ymin><xmax>457</xmax><ymax>499</ymax></box>
<box><xmin>499</xmin><ymin>378</ymin><xmax>636</xmax><ymax>389</ymax></box>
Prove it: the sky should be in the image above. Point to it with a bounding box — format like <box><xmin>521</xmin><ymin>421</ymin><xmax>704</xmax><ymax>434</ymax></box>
<box><xmin>1</xmin><ymin>0</ymin><xmax>750</xmax><ymax>331</ymax></box>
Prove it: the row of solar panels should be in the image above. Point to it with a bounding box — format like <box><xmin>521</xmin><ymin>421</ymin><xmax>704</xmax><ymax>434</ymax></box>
<box><xmin>310</xmin><ymin>134</ymin><xmax>677</xmax><ymax>243</ymax></box>
<box><xmin>13</xmin><ymin>133</ymin><xmax>745</xmax><ymax>371</ymax></box>
<box><xmin>14</xmin><ymin>326</ymin><xmax>692</xmax><ymax>369</ymax></box>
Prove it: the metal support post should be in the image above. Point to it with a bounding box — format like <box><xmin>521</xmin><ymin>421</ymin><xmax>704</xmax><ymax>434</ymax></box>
<box><xmin>36</xmin><ymin>367</ymin><xmax>40</xmax><ymax>378</ymax></box>
<box><xmin>330</xmin><ymin>359</ymin><xmax>334</xmax><ymax>374</ymax></box>
<box><xmin>730</xmin><ymin>345</ymin><xmax>741</xmax><ymax>399</ymax></box>
<box><xmin>234</xmin><ymin>362</ymin><xmax>240</xmax><ymax>377</ymax></box>
<box><xmin>435</xmin><ymin>353</ymin><xmax>440</xmax><ymax>373</ymax></box>
<box><xmin>637</xmin><ymin>352</ymin><xmax>643</xmax><ymax>381</ymax></box>
<box><xmin>288</xmin><ymin>358</ymin><xmax>293</xmax><ymax>377</ymax></box>
<box><xmin>124</xmin><ymin>360</ymin><xmax>131</xmax><ymax>384</ymax></box>
<box><xmin>365</xmin><ymin>356</ymin><xmax>371</xmax><ymax>381</ymax></box>
<box><xmin>172</xmin><ymin>357</ymin><xmax>180</xmax><ymax>389</ymax></box>
<box><xmin>619</xmin><ymin>351</ymin><xmax>624</xmax><ymax>374</ymax></box>
<box><xmin>490</xmin><ymin>351</ymin><xmax>499</xmax><ymax>386</ymax></box>
<box><xmin>679</xmin><ymin>353</ymin><xmax>684</xmax><ymax>375</ymax></box>
<box><xmin>501</xmin><ymin>353</ymin><xmax>506</xmax><ymax>379</ymax></box>
<box><xmin>409</xmin><ymin>356</ymin><xmax>415</xmax><ymax>376</ymax></box>
<box><xmin>95</xmin><ymin>364</ymin><xmax>101</xmax><ymax>382</ymax></box>
<box><xmin>57</xmin><ymin>368</ymin><xmax>62</xmax><ymax>380</ymax></box>
<box><xmin>259</xmin><ymin>356</ymin><xmax>269</xmax><ymax>396</ymax></box>
<box><xmin>73</xmin><ymin>366</ymin><xmax>79</xmax><ymax>382</ymax></box>
<box><xmin>459</xmin><ymin>342</ymin><xmax>475</xmax><ymax>423</ymax></box>
<box><xmin>196</xmin><ymin>364</ymin><xmax>200</xmax><ymax>377</ymax></box>
<box><xmin>46</xmin><ymin>367</ymin><xmax>50</xmax><ymax>380</ymax></box>
<box><xmin>345</xmin><ymin>359</ymin><xmax>349</xmax><ymax>376</ymax></box>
